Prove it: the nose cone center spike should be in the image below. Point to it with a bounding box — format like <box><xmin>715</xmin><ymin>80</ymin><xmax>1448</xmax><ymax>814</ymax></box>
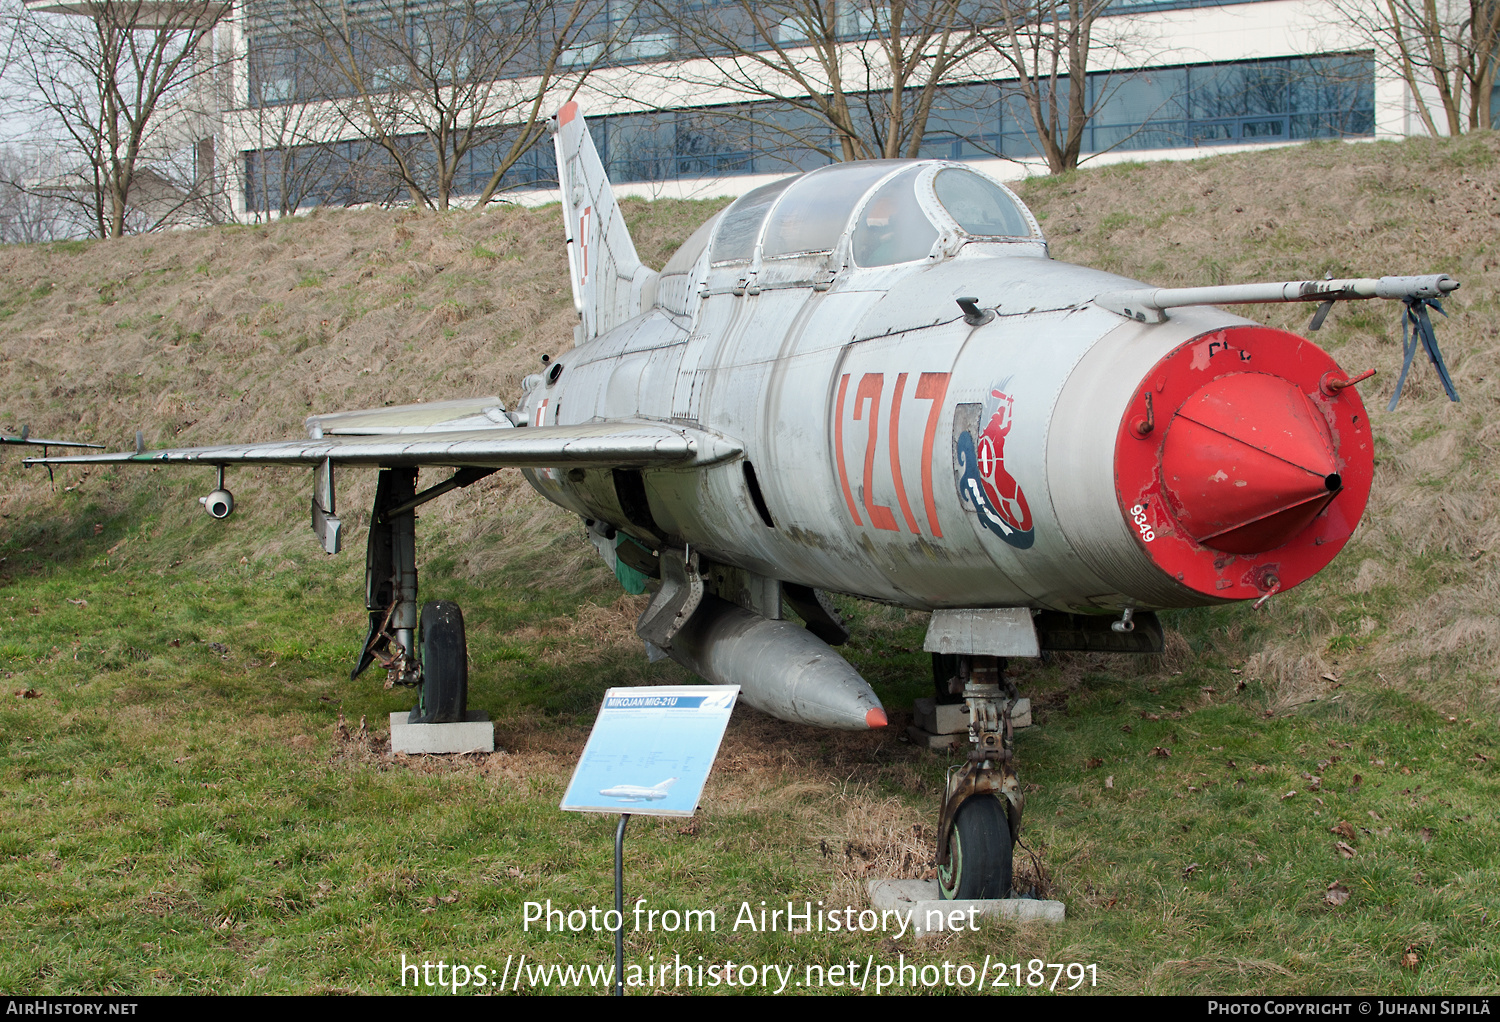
<box><xmin>1161</xmin><ymin>373</ymin><xmax>1340</xmax><ymax>554</ymax></box>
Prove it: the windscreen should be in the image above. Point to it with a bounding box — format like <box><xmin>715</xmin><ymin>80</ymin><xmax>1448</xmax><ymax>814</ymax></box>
<box><xmin>933</xmin><ymin>169</ymin><xmax>1032</xmax><ymax>237</ymax></box>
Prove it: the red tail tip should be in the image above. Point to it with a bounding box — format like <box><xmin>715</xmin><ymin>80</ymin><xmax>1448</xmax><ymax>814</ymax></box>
<box><xmin>866</xmin><ymin>708</ymin><xmax>888</xmax><ymax>728</ymax></box>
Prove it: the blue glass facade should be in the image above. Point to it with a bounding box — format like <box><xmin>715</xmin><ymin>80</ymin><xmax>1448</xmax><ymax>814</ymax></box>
<box><xmin>242</xmin><ymin>52</ymin><xmax>1375</xmax><ymax>214</ymax></box>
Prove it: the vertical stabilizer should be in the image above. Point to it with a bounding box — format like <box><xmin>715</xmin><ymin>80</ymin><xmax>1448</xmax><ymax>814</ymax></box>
<box><xmin>551</xmin><ymin>103</ymin><xmax>658</xmax><ymax>344</ymax></box>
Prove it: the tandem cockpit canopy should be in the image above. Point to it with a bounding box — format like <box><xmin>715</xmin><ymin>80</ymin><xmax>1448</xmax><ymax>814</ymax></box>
<box><xmin>699</xmin><ymin>160</ymin><xmax>1046</xmax><ymax>272</ymax></box>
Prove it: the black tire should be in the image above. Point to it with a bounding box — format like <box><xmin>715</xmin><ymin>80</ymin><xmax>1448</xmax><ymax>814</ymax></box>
<box><xmin>937</xmin><ymin>796</ymin><xmax>1013</xmax><ymax>900</ymax></box>
<box><xmin>415</xmin><ymin>600</ymin><xmax>467</xmax><ymax>724</ymax></box>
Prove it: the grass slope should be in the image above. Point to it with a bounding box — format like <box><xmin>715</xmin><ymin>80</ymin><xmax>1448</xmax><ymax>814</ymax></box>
<box><xmin>1</xmin><ymin>135</ymin><xmax>1497</xmax><ymax>995</ymax></box>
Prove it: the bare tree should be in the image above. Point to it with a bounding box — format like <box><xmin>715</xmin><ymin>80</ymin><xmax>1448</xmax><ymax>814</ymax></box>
<box><xmin>269</xmin><ymin>0</ymin><xmax>607</xmax><ymax>211</ymax></box>
<box><xmin>970</xmin><ymin>0</ymin><xmax>1138</xmax><ymax>173</ymax></box>
<box><xmin>1350</xmin><ymin>0</ymin><xmax>1499</xmax><ymax>134</ymax></box>
<box><xmin>638</xmin><ymin>0</ymin><xmax>990</xmax><ymax>163</ymax></box>
<box><xmin>13</xmin><ymin>0</ymin><xmax>231</xmax><ymax>237</ymax></box>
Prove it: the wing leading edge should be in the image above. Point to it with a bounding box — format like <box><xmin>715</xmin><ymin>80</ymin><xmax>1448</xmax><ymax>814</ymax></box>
<box><xmin>25</xmin><ymin>421</ymin><xmax>743</xmax><ymax>470</ymax></box>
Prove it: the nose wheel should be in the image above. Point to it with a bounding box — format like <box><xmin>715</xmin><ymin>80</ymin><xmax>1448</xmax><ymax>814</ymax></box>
<box><xmin>937</xmin><ymin>795</ymin><xmax>1013</xmax><ymax>899</ymax></box>
<box><xmin>934</xmin><ymin>655</ymin><xmax>1022</xmax><ymax>900</ymax></box>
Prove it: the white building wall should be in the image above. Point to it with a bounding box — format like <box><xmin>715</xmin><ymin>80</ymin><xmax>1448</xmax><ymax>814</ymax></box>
<box><xmin>218</xmin><ymin>0</ymin><xmax>1417</xmax><ymax>218</ymax></box>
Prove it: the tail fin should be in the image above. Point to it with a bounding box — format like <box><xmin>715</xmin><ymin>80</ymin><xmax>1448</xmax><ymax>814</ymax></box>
<box><xmin>551</xmin><ymin>103</ymin><xmax>658</xmax><ymax>344</ymax></box>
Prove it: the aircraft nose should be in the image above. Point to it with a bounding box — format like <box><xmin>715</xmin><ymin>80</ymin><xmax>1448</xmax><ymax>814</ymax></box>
<box><xmin>1159</xmin><ymin>373</ymin><xmax>1340</xmax><ymax>554</ymax></box>
<box><xmin>1113</xmin><ymin>324</ymin><xmax>1374</xmax><ymax>601</ymax></box>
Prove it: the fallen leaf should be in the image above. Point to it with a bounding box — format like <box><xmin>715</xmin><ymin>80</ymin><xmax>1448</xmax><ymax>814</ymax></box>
<box><xmin>1104</xmin><ymin>775</ymin><xmax>1114</xmax><ymax>789</ymax></box>
<box><xmin>1281</xmin><ymin>790</ymin><xmax>1297</xmax><ymax>800</ymax></box>
<box><xmin>1325</xmin><ymin>881</ymin><xmax>1349</xmax><ymax>906</ymax></box>
<box><xmin>1151</xmin><ymin>746</ymin><xmax>1171</xmax><ymax>758</ymax></box>
<box><xmin>1182</xmin><ymin>863</ymin><xmax>1200</xmax><ymax>878</ymax></box>
<box><xmin>1401</xmin><ymin>946</ymin><xmax>1421</xmax><ymax>970</ymax></box>
<box><xmin>1085</xmin><ymin>757</ymin><xmax>1103</xmax><ymax>769</ymax></box>
<box><xmin>92</xmin><ymin>523</ymin><xmax>103</xmax><ymax>535</ymax></box>
<box><xmin>1120</xmin><ymin>724</ymin><xmax>1133</xmax><ymax>733</ymax></box>
<box><xmin>66</xmin><ymin>598</ymin><xmax>87</xmax><ymax>607</ymax></box>
<box><xmin>1141</xmin><ymin>712</ymin><xmax>1161</xmax><ymax>721</ymax></box>
<box><xmin>1330</xmin><ymin>821</ymin><xmax>1357</xmax><ymax>841</ymax></box>
<box><xmin>14</xmin><ymin>688</ymin><xmax>39</xmax><ymax>699</ymax></box>
<box><xmin>1420</xmin><ymin>828</ymin><xmax>1434</xmax><ymax>843</ymax></box>
<box><xmin>1335</xmin><ymin>841</ymin><xmax>1357</xmax><ymax>858</ymax></box>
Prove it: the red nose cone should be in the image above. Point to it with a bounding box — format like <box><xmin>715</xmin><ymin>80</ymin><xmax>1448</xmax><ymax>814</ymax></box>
<box><xmin>1161</xmin><ymin>374</ymin><xmax>1341</xmax><ymax>554</ymax></box>
<box><xmin>865</xmin><ymin>707</ymin><xmax>888</xmax><ymax>729</ymax></box>
<box><xmin>1114</xmin><ymin>325</ymin><xmax>1374</xmax><ymax>602</ymax></box>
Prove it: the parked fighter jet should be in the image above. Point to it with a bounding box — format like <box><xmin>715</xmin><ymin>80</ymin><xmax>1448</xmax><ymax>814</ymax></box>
<box><xmin>32</xmin><ymin>103</ymin><xmax>1460</xmax><ymax>899</ymax></box>
<box><xmin>599</xmin><ymin>778</ymin><xmax>678</xmax><ymax>803</ymax></box>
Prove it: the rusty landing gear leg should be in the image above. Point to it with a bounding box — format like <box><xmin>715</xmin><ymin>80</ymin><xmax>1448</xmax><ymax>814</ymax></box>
<box><xmin>934</xmin><ymin>655</ymin><xmax>1023</xmax><ymax>900</ymax></box>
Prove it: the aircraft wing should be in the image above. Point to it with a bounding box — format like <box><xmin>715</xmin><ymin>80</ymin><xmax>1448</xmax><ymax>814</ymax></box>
<box><xmin>25</xmin><ymin>420</ymin><xmax>743</xmax><ymax>470</ymax></box>
<box><xmin>2</xmin><ymin>433</ymin><xmax>102</xmax><ymax>449</ymax></box>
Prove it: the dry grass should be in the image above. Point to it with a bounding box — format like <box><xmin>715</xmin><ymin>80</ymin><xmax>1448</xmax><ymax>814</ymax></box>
<box><xmin>1017</xmin><ymin>134</ymin><xmax>1500</xmax><ymax>708</ymax></box>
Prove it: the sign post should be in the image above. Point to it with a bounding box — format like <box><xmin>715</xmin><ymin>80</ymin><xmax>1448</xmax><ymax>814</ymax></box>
<box><xmin>561</xmin><ymin>686</ymin><xmax>739</xmax><ymax>996</ymax></box>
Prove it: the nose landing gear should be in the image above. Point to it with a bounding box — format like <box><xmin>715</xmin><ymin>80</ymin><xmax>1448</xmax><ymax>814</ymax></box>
<box><xmin>934</xmin><ymin>655</ymin><xmax>1023</xmax><ymax>899</ymax></box>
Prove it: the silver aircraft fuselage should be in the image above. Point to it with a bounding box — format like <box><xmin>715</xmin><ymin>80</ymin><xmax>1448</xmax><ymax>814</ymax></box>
<box><xmin>518</xmin><ymin>211</ymin><xmax>1341</xmax><ymax>615</ymax></box>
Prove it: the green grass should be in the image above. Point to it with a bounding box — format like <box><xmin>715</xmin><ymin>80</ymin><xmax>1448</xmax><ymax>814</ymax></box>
<box><xmin>2</xmin><ymin>473</ymin><xmax>1497</xmax><ymax>995</ymax></box>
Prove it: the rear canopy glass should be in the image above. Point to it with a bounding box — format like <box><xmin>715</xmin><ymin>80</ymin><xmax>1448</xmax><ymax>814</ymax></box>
<box><xmin>761</xmin><ymin>163</ymin><xmax>896</xmax><ymax>257</ymax></box>
<box><xmin>852</xmin><ymin>167</ymin><xmax>939</xmax><ymax>267</ymax></box>
<box><xmin>710</xmin><ymin>177</ymin><xmax>794</xmax><ymax>263</ymax></box>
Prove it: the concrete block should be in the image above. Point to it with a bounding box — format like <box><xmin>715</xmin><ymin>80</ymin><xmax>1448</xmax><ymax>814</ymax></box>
<box><xmin>1011</xmin><ymin>697</ymin><xmax>1032</xmax><ymax>729</ymax></box>
<box><xmin>906</xmin><ymin>724</ymin><xmax>964</xmax><ymax>752</ymax></box>
<box><xmin>911</xmin><ymin>699</ymin><xmax>1031</xmax><ymax>745</ymax></box>
<box><xmin>914</xmin><ymin>697</ymin><xmax>970</xmax><ymax>735</ymax></box>
<box><xmin>389</xmin><ymin>711</ymin><xmax>494</xmax><ymax>755</ymax></box>
<box><xmin>867</xmin><ymin>879</ymin><xmax>1065</xmax><ymax>933</ymax></box>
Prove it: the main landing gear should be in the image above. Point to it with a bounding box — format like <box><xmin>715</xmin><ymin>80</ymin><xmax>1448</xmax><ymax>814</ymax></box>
<box><xmin>933</xmin><ymin>654</ymin><xmax>1022</xmax><ymax>900</ymax></box>
<box><xmin>352</xmin><ymin>467</ymin><xmax>490</xmax><ymax>723</ymax></box>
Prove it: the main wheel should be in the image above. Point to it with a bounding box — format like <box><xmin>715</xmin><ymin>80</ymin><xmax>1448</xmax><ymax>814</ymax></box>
<box><xmin>414</xmin><ymin>600</ymin><xmax>467</xmax><ymax>724</ymax></box>
<box><xmin>937</xmin><ymin>796</ymin><xmax>1013</xmax><ymax>900</ymax></box>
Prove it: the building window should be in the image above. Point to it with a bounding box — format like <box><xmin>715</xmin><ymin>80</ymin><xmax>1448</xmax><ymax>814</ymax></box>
<box><xmin>241</xmin><ymin>52</ymin><xmax>1374</xmax><ymax>208</ymax></box>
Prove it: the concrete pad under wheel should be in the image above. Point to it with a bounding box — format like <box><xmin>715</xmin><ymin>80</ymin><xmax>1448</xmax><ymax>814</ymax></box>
<box><xmin>867</xmin><ymin>879</ymin><xmax>1065</xmax><ymax>933</ymax></box>
<box><xmin>389</xmin><ymin>711</ymin><xmax>495</xmax><ymax>755</ymax></box>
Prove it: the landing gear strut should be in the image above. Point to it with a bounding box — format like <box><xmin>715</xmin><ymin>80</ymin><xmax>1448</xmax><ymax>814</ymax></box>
<box><xmin>352</xmin><ymin>467</ymin><xmax>487</xmax><ymax>724</ymax></box>
<box><xmin>934</xmin><ymin>655</ymin><xmax>1022</xmax><ymax>899</ymax></box>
